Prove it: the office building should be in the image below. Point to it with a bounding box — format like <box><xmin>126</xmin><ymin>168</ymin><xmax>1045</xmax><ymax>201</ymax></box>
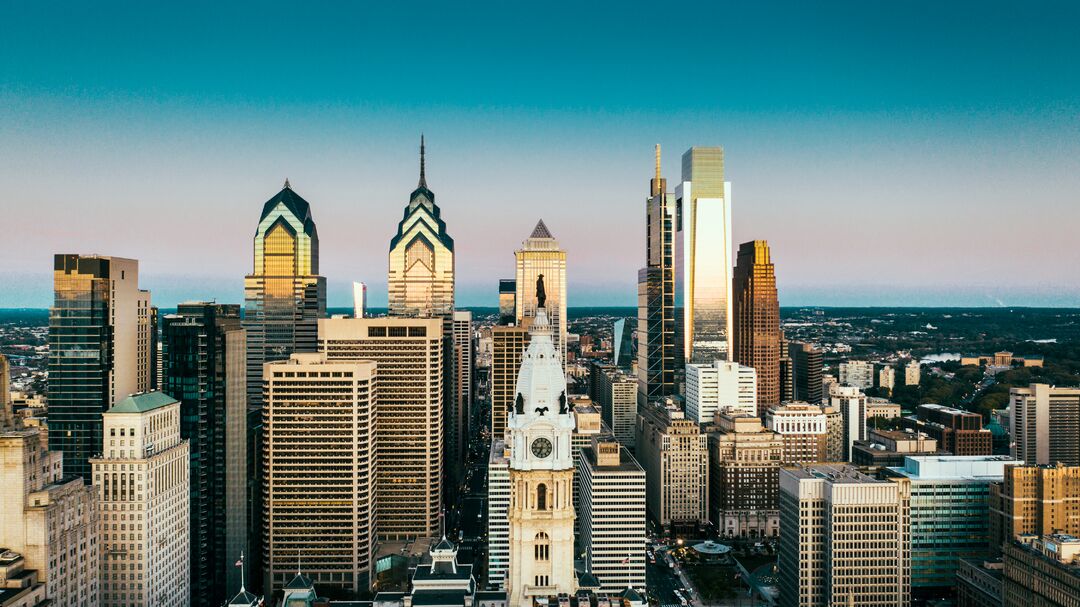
<box><xmin>706</xmin><ymin>412</ymin><xmax>782</xmax><ymax>538</ymax></box>
<box><xmin>92</xmin><ymin>392</ymin><xmax>190</xmax><ymax>607</ymax></box>
<box><xmin>765</xmin><ymin>403</ymin><xmax>829</xmax><ymax>464</ymax></box>
<box><xmin>685</xmin><ymin>361</ymin><xmax>756</xmax><ymax>423</ymax></box>
<box><xmin>839</xmin><ymin>361</ymin><xmax>874</xmax><ymax>390</ymax></box>
<box><xmin>675</xmin><ymin>146</ymin><xmax>733</xmax><ymax>365</ymax></box>
<box><xmin>579</xmin><ymin>439</ymin><xmax>646</xmax><ymax>594</ymax></box>
<box><xmin>242</xmin><ymin>181</ymin><xmax>327</xmax><ymax>408</ymax></box>
<box><xmin>1010</xmin><ymin>383</ymin><xmax>1080</xmax><ymax>466</ymax></box>
<box><xmin>831</xmin><ymin>385</ymin><xmax>868</xmax><ymax>461</ymax></box>
<box><xmin>449</xmin><ymin>311</ymin><xmax>473</xmax><ymax>494</ymax></box>
<box><xmin>635</xmin><ymin>400</ymin><xmax>709</xmax><ymax>533</ymax></box>
<box><xmin>732</xmin><ymin>240</ymin><xmax>780</xmax><ymax>415</ymax></box>
<box><xmin>990</xmin><ymin>463</ymin><xmax>1080</xmax><ymax>553</ymax></box>
<box><xmin>48</xmin><ymin>254</ymin><xmax>153</xmax><ymax>482</ymax></box>
<box><xmin>955</xmin><ymin>558</ymin><xmax>1004</xmax><ymax>607</ymax></box>
<box><xmin>487</xmin><ymin>438</ymin><xmax>511</xmax><ymax>590</ymax></box>
<box><xmin>388</xmin><ymin>137</ymin><xmax>455</xmax><ymax>317</ymax></box>
<box><xmin>886</xmin><ymin>456</ymin><xmax>1020</xmax><ymax>591</ymax></box>
<box><xmin>823</xmin><ymin>404</ymin><xmax>845</xmax><ymax>462</ymax></box>
<box><xmin>789</xmin><ymin>342</ymin><xmax>823</xmax><ymax>404</ymax></box>
<box><xmin>352</xmin><ymin>281</ymin><xmax>367</xmax><ymax>318</ymax></box>
<box><xmin>588</xmin><ymin>364</ymin><xmax>638</xmax><ymax>449</ymax></box>
<box><xmin>866</xmin><ymin>399</ymin><xmax>901</xmax><ymax>420</ymax></box>
<box><xmin>515</xmin><ymin>220</ymin><xmax>567</xmax><ymax>368</ymax></box>
<box><xmin>1002</xmin><ymin>535</ymin><xmax>1080</xmax><ymax>607</ymax></box>
<box><xmin>491</xmin><ymin>325</ymin><xmax>530</xmax><ymax>441</ymax></box>
<box><xmin>778</xmin><ymin>333</ymin><xmax>794</xmax><ymax>404</ymax></box>
<box><xmin>161</xmin><ymin>302</ymin><xmax>247</xmax><ymax>606</ymax></box>
<box><xmin>778</xmin><ymin>465</ymin><xmax>910</xmax><ymax>607</ymax></box>
<box><xmin>637</xmin><ymin>145</ymin><xmax>678</xmax><ymax>404</ymax></box>
<box><xmin>851</xmin><ymin>429</ymin><xmax>939</xmax><ymax>467</ymax></box>
<box><xmin>262</xmin><ymin>354</ymin><xmax>376</xmax><ymax>595</ymax></box>
<box><xmin>504</xmin><ymin>299</ymin><xmax>577</xmax><ymax>607</ymax></box>
<box><xmin>499</xmin><ymin>279</ymin><xmax>517</xmax><ymax>324</ymax></box>
<box><xmin>902</xmin><ymin>404</ymin><xmax>992</xmax><ymax>456</ymax></box>
<box><xmin>905</xmin><ymin>361</ymin><xmax>921</xmax><ymax>386</ymax></box>
<box><xmin>319</xmin><ymin>317</ymin><xmax>444</xmax><ymax>540</ymax></box>
<box><xmin>0</xmin><ymin>355</ymin><xmax>11</xmax><ymax>429</ymax></box>
<box><xmin>0</xmin><ymin>427</ymin><xmax>99</xmax><ymax>606</ymax></box>
<box><xmin>613</xmin><ymin>318</ymin><xmax>633</xmax><ymax>370</ymax></box>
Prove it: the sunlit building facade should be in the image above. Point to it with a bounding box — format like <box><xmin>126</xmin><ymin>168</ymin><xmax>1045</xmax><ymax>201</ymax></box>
<box><xmin>675</xmin><ymin>146</ymin><xmax>733</xmax><ymax>365</ymax></box>
<box><xmin>732</xmin><ymin>240</ymin><xmax>780</xmax><ymax>415</ymax></box>
<box><xmin>388</xmin><ymin>137</ymin><xmax>456</xmax><ymax>317</ymax></box>
<box><xmin>48</xmin><ymin>254</ymin><xmax>153</xmax><ymax>481</ymax></box>
<box><xmin>243</xmin><ymin>181</ymin><xmax>326</xmax><ymax>408</ymax></box>
<box><xmin>515</xmin><ymin>220</ymin><xmax>567</xmax><ymax>368</ymax></box>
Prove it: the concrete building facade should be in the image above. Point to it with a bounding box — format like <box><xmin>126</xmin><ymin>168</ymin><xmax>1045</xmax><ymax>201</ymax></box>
<box><xmin>684</xmin><ymin>361</ymin><xmax>756</xmax><ymax>423</ymax></box>
<box><xmin>635</xmin><ymin>400</ymin><xmax>709</xmax><ymax>532</ymax></box>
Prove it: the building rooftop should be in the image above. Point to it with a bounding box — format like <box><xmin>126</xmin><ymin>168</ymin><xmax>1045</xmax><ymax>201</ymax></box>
<box><xmin>888</xmin><ymin>455</ymin><xmax>1022</xmax><ymax>480</ymax></box>
<box><xmin>786</xmin><ymin>464</ymin><xmax>881</xmax><ymax>484</ymax></box>
<box><xmin>108</xmin><ymin>391</ymin><xmax>178</xmax><ymax>414</ymax></box>
<box><xmin>581</xmin><ymin>444</ymin><xmax>644</xmax><ymax>473</ymax></box>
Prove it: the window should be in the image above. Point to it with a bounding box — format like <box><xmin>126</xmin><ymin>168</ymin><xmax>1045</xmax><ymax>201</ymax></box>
<box><xmin>534</xmin><ymin>532</ymin><xmax>550</xmax><ymax>561</ymax></box>
<box><xmin>537</xmin><ymin>483</ymin><xmax>548</xmax><ymax>511</ymax></box>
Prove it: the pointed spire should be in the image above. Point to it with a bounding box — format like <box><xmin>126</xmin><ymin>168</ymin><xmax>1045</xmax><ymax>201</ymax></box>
<box><xmin>650</xmin><ymin>144</ymin><xmax>665</xmax><ymax>197</ymax></box>
<box><xmin>283</xmin><ymin>178</ymin><xmax>291</xmax><ymax>190</ymax></box>
<box><xmin>418</xmin><ymin>134</ymin><xmax>427</xmax><ymax>189</ymax></box>
<box><xmin>655</xmin><ymin>144</ymin><xmax>662</xmax><ymax>182</ymax></box>
<box><xmin>530</xmin><ymin>219</ymin><xmax>553</xmax><ymax>239</ymax></box>
<box><xmin>239</xmin><ymin>550</ymin><xmax>246</xmax><ymax>593</ymax></box>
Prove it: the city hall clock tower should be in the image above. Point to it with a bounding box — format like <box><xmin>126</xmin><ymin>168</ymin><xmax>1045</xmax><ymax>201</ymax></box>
<box><xmin>506</xmin><ymin>277</ymin><xmax>576</xmax><ymax>607</ymax></box>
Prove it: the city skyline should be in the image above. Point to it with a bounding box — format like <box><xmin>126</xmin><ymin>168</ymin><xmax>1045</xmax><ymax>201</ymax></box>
<box><xmin>3</xmin><ymin>2</ymin><xmax>1080</xmax><ymax>309</ymax></box>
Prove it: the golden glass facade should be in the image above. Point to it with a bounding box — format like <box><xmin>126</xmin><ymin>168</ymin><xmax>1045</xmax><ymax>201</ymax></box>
<box><xmin>515</xmin><ymin>220</ymin><xmax>567</xmax><ymax>367</ymax></box>
<box><xmin>243</xmin><ymin>183</ymin><xmax>326</xmax><ymax>408</ymax></box>
<box><xmin>732</xmin><ymin>240</ymin><xmax>781</xmax><ymax>415</ymax></box>
<box><xmin>675</xmin><ymin>147</ymin><xmax>733</xmax><ymax>365</ymax></box>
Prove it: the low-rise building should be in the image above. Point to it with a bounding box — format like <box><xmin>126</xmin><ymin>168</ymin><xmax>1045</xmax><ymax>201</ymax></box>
<box><xmin>851</xmin><ymin>429</ymin><xmax>939</xmax><ymax>468</ymax></box>
<box><xmin>902</xmin><ymin>403</ymin><xmax>992</xmax><ymax>456</ymax></box>
<box><xmin>866</xmin><ymin>398</ymin><xmax>901</xmax><ymax>420</ymax></box>
<box><xmin>955</xmin><ymin>558</ymin><xmax>1003</xmax><ymax>607</ymax></box>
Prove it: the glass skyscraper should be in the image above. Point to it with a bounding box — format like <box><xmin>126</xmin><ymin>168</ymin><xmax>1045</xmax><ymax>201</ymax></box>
<box><xmin>162</xmin><ymin>302</ymin><xmax>246</xmax><ymax>607</ymax></box>
<box><xmin>388</xmin><ymin>136</ymin><xmax>455</xmax><ymax>317</ymax></box>
<box><xmin>732</xmin><ymin>239</ymin><xmax>781</xmax><ymax>415</ymax></box>
<box><xmin>48</xmin><ymin>254</ymin><xmax>152</xmax><ymax>481</ymax></box>
<box><xmin>675</xmin><ymin>146</ymin><xmax>733</xmax><ymax>365</ymax></box>
<box><xmin>637</xmin><ymin>144</ymin><xmax>678</xmax><ymax>403</ymax></box>
<box><xmin>515</xmin><ymin>219</ymin><xmax>567</xmax><ymax>368</ymax></box>
<box><xmin>243</xmin><ymin>180</ymin><xmax>326</xmax><ymax>408</ymax></box>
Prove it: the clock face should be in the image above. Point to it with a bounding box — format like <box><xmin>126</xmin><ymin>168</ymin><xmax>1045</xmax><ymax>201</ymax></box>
<box><xmin>531</xmin><ymin>437</ymin><xmax>553</xmax><ymax>458</ymax></box>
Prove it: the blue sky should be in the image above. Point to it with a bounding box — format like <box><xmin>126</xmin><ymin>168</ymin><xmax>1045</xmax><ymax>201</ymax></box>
<box><xmin>2</xmin><ymin>1</ymin><xmax>1079</xmax><ymax>307</ymax></box>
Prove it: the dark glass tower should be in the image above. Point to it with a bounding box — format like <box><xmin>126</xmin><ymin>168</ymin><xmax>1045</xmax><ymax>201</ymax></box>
<box><xmin>162</xmin><ymin>303</ymin><xmax>245</xmax><ymax>607</ymax></box>
<box><xmin>791</xmin><ymin>341</ymin><xmax>824</xmax><ymax>404</ymax></box>
<box><xmin>637</xmin><ymin>145</ymin><xmax>678</xmax><ymax>403</ymax></box>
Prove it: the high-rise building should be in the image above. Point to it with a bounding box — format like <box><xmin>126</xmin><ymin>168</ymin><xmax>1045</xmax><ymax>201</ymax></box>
<box><xmin>0</xmin><ymin>354</ymin><xmax>12</xmax><ymax>429</ymax></box>
<box><xmin>48</xmin><ymin>254</ymin><xmax>153</xmax><ymax>481</ymax></box>
<box><xmin>515</xmin><ymin>220</ymin><xmax>567</xmax><ymax>368</ymax></box>
<box><xmin>905</xmin><ymin>360</ymin><xmax>921</xmax><ymax>386</ymax></box>
<box><xmin>388</xmin><ymin>137</ymin><xmax>455</xmax><ymax>317</ymax></box>
<box><xmin>1002</xmin><ymin>535</ymin><xmax>1080</xmax><ymax>607</ymax></box>
<box><xmin>353</xmin><ymin>281</ymin><xmax>367</xmax><ymax>318</ymax></box>
<box><xmin>491</xmin><ymin>325</ymin><xmax>529</xmax><ymax>441</ymax></box>
<box><xmin>579</xmin><ymin>439</ymin><xmax>646</xmax><ymax>594</ymax></box>
<box><xmin>499</xmin><ymin>279</ymin><xmax>517</xmax><ymax>324</ymax></box>
<box><xmin>789</xmin><ymin>342</ymin><xmax>823</xmax><ymax>404</ymax></box>
<box><xmin>242</xmin><ymin>181</ymin><xmax>327</xmax><ymax>409</ymax></box>
<box><xmin>487</xmin><ymin>438</ymin><xmax>511</xmax><ymax>590</ymax></box>
<box><xmin>613</xmin><ymin>318</ymin><xmax>633</xmax><ymax>370</ymax></box>
<box><xmin>822</xmin><ymin>404</ymin><xmax>845</xmax><ymax>462</ymax></box>
<box><xmin>1010</xmin><ymin>384</ymin><xmax>1080</xmax><ymax>466</ymax></box>
<box><xmin>732</xmin><ymin>240</ymin><xmax>780</xmax><ymax>415</ymax></box>
<box><xmin>684</xmin><ymin>361</ymin><xmax>756</xmax><ymax>423</ymax></box>
<box><xmin>504</xmin><ymin>300</ymin><xmax>577</xmax><ymax>606</ymax></box>
<box><xmin>901</xmin><ymin>404</ymin><xmax>992</xmax><ymax>456</ymax></box>
<box><xmin>161</xmin><ymin>302</ymin><xmax>247</xmax><ymax>606</ymax></box>
<box><xmin>839</xmin><ymin>361</ymin><xmax>875</xmax><ymax>390</ymax></box>
<box><xmin>261</xmin><ymin>353</ymin><xmax>376</xmax><ymax>595</ymax></box>
<box><xmin>878</xmin><ymin>366</ymin><xmax>896</xmax><ymax>394</ymax></box>
<box><xmin>886</xmin><ymin>456</ymin><xmax>1021</xmax><ymax>592</ymax></box>
<box><xmin>0</xmin><ymin>427</ymin><xmax>99</xmax><ymax>606</ymax></box>
<box><xmin>587</xmin><ymin>364</ymin><xmax>638</xmax><ymax>449</ymax></box>
<box><xmin>92</xmin><ymin>392</ymin><xmax>190</xmax><ymax>607</ymax></box>
<box><xmin>778</xmin><ymin>333</ymin><xmax>794</xmax><ymax>404</ymax></box>
<box><xmin>449</xmin><ymin>310</ymin><xmax>474</xmax><ymax>498</ymax></box>
<box><xmin>635</xmin><ymin>399</ymin><xmax>709</xmax><ymax>533</ymax></box>
<box><xmin>765</xmin><ymin>402</ymin><xmax>829</xmax><ymax>464</ymax></box>
<box><xmin>319</xmin><ymin>317</ymin><xmax>445</xmax><ymax>540</ymax></box>
<box><xmin>637</xmin><ymin>144</ymin><xmax>678</xmax><ymax>404</ymax></box>
<box><xmin>778</xmin><ymin>465</ymin><xmax>911</xmax><ymax>607</ymax></box>
<box><xmin>706</xmin><ymin>412</ymin><xmax>782</xmax><ymax>538</ymax></box>
<box><xmin>675</xmin><ymin>146</ymin><xmax>733</xmax><ymax>365</ymax></box>
<box><xmin>989</xmin><ymin>463</ymin><xmax>1080</xmax><ymax>554</ymax></box>
<box><xmin>831</xmin><ymin>385</ymin><xmax>868</xmax><ymax>461</ymax></box>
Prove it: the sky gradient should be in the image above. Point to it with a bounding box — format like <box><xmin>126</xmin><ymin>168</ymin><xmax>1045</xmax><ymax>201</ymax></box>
<box><xmin>2</xmin><ymin>1</ymin><xmax>1079</xmax><ymax>308</ymax></box>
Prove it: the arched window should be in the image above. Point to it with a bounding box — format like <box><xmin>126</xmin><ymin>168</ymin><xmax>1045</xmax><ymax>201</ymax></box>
<box><xmin>534</xmin><ymin>532</ymin><xmax>550</xmax><ymax>561</ymax></box>
<box><xmin>537</xmin><ymin>483</ymin><xmax>548</xmax><ymax>511</ymax></box>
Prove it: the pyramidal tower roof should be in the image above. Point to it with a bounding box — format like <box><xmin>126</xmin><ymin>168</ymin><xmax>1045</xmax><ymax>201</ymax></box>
<box><xmin>530</xmin><ymin>219</ymin><xmax>554</xmax><ymax>239</ymax></box>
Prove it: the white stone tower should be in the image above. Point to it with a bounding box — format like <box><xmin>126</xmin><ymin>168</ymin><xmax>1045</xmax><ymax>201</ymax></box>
<box><xmin>506</xmin><ymin>277</ymin><xmax>577</xmax><ymax>606</ymax></box>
